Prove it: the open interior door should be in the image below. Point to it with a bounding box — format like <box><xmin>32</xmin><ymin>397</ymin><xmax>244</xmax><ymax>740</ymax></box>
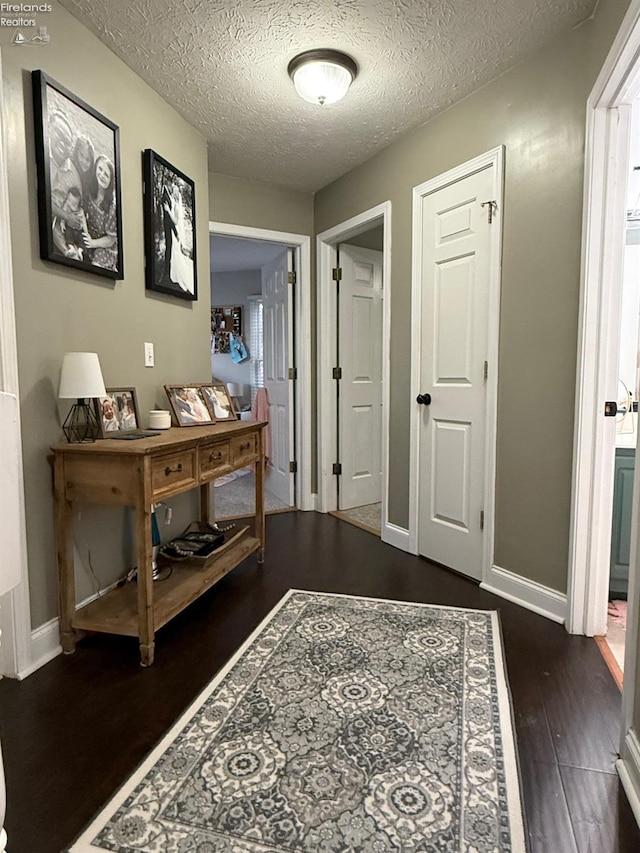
<box><xmin>338</xmin><ymin>244</ymin><xmax>383</xmax><ymax>510</ymax></box>
<box><xmin>262</xmin><ymin>248</ymin><xmax>295</xmax><ymax>506</ymax></box>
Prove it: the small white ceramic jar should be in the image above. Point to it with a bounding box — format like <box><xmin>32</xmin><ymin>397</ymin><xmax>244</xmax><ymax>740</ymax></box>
<box><xmin>149</xmin><ymin>410</ymin><xmax>171</xmax><ymax>430</ymax></box>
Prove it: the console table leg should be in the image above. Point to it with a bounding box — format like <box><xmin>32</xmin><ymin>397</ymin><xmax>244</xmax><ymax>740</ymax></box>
<box><xmin>60</xmin><ymin>630</ymin><xmax>77</xmax><ymax>654</ymax></box>
<box><xmin>139</xmin><ymin>641</ymin><xmax>155</xmax><ymax>667</ymax></box>
<box><xmin>135</xmin><ymin>491</ymin><xmax>155</xmax><ymax>667</ymax></box>
<box><xmin>257</xmin><ymin>549</ymin><xmax>265</xmax><ymax>565</ymax></box>
<box><xmin>54</xmin><ymin>454</ymin><xmax>76</xmax><ymax>653</ymax></box>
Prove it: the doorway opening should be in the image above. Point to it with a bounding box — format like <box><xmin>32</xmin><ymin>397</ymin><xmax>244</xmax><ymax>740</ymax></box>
<box><xmin>317</xmin><ymin>203</ymin><xmax>393</xmax><ymax>544</ymax></box>
<box><xmin>209</xmin><ymin>222</ymin><xmax>313</xmax><ymax>518</ymax></box>
<box><xmin>594</xmin><ymin>100</ymin><xmax>640</xmax><ymax>690</ymax></box>
<box><xmin>569</xmin><ymin>0</ymin><xmax>640</xmax><ymax>805</ymax></box>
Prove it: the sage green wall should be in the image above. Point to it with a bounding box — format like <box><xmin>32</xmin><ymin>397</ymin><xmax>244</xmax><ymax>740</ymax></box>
<box><xmin>209</xmin><ymin>173</ymin><xmax>314</xmax><ymax>235</ymax></box>
<box><xmin>1</xmin><ymin>6</ymin><xmax>210</xmax><ymax>628</ymax></box>
<box><xmin>315</xmin><ymin>0</ymin><xmax>630</xmax><ymax>592</ymax></box>
<box><xmin>345</xmin><ymin>225</ymin><xmax>384</xmax><ymax>252</ymax></box>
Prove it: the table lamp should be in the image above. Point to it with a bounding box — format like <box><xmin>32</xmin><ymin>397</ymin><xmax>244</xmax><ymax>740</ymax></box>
<box><xmin>58</xmin><ymin>352</ymin><xmax>106</xmax><ymax>443</ymax></box>
<box><xmin>227</xmin><ymin>382</ymin><xmax>246</xmax><ymax>414</ymax></box>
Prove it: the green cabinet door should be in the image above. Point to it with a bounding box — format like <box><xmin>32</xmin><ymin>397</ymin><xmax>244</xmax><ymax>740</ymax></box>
<box><xmin>609</xmin><ymin>447</ymin><xmax>635</xmax><ymax>598</ymax></box>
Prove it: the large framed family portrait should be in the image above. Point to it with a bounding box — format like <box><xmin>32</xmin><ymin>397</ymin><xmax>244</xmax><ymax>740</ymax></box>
<box><xmin>143</xmin><ymin>149</ymin><xmax>197</xmax><ymax>301</ymax></box>
<box><xmin>32</xmin><ymin>70</ymin><xmax>124</xmax><ymax>280</ymax></box>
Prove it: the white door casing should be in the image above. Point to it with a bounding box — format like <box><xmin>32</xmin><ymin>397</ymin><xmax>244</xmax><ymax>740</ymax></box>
<box><xmin>262</xmin><ymin>248</ymin><xmax>295</xmax><ymax>505</ymax></box>
<box><xmin>0</xmin><ymin>46</ymin><xmax>32</xmax><ymax>681</ymax></box>
<box><xmin>338</xmin><ymin>244</ymin><xmax>383</xmax><ymax>510</ymax></box>
<box><xmin>410</xmin><ymin>147</ymin><xmax>503</xmax><ymax>582</ymax></box>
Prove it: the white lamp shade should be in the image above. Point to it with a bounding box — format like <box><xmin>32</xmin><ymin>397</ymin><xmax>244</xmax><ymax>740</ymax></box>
<box><xmin>291</xmin><ymin>59</ymin><xmax>354</xmax><ymax>105</ymax></box>
<box><xmin>58</xmin><ymin>352</ymin><xmax>106</xmax><ymax>399</ymax></box>
<box><xmin>227</xmin><ymin>383</ymin><xmax>246</xmax><ymax>397</ymax></box>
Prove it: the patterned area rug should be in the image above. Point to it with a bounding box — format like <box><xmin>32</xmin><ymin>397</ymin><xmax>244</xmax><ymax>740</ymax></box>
<box><xmin>68</xmin><ymin>591</ymin><xmax>526</xmax><ymax>852</ymax></box>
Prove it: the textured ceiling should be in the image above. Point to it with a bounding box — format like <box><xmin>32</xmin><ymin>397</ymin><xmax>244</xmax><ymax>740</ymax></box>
<box><xmin>59</xmin><ymin>0</ymin><xmax>596</xmax><ymax>193</ymax></box>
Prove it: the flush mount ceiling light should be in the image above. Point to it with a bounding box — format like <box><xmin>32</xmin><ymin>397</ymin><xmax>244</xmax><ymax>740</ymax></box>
<box><xmin>288</xmin><ymin>49</ymin><xmax>358</xmax><ymax>106</ymax></box>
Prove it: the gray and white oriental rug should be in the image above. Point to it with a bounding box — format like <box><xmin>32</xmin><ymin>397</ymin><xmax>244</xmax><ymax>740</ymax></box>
<box><xmin>69</xmin><ymin>591</ymin><xmax>526</xmax><ymax>852</ymax></box>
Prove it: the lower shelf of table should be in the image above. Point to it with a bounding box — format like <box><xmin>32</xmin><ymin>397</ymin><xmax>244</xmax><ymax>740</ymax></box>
<box><xmin>71</xmin><ymin>535</ymin><xmax>261</xmax><ymax>638</ymax></box>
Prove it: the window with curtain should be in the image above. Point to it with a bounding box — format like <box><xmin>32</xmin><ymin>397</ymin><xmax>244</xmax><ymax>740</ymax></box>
<box><xmin>247</xmin><ymin>295</ymin><xmax>264</xmax><ymax>405</ymax></box>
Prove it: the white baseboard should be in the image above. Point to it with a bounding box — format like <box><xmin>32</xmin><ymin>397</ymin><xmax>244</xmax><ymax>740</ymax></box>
<box><xmin>382</xmin><ymin>522</ymin><xmax>414</xmax><ymax>553</ymax></box>
<box><xmin>18</xmin><ymin>581</ymin><xmax>122</xmax><ymax>679</ymax></box>
<box><xmin>618</xmin><ymin>729</ymin><xmax>640</xmax><ymax>830</ymax></box>
<box><xmin>18</xmin><ymin>617</ymin><xmax>61</xmax><ymax>680</ymax></box>
<box><xmin>481</xmin><ymin>564</ymin><xmax>566</xmax><ymax>624</ymax></box>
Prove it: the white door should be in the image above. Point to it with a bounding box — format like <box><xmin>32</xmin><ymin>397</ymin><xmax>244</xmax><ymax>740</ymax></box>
<box><xmin>338</xmin><ymin>244</ymin><xmax>383</xmax><ymax>510</ymax></box>
<box><xmin>263</xmin><ymin>248</ymin><xmax>295</xmax><ymax>505</ymax></box>
<box><xmin>417</xmin><ymin>166</ymin><xmax>494</xmax><ymax>581</ymax></box>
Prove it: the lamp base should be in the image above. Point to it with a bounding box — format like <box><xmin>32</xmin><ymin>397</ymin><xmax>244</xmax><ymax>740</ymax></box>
<box><xmin>62</xmin><ymin>398</ymin><xmax>100</xmax><ymax>443</ymax></box>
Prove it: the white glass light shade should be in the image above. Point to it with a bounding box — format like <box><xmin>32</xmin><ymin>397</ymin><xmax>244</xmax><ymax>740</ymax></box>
<box><xmin>58</xmin><ymin>352</ymin><xmax>106</xmax><ymax>399</ymax></box>
<box><xmin>288</xmin><ymin>50</ymin><xmax>357</xmax><ymax>106</ymax></box>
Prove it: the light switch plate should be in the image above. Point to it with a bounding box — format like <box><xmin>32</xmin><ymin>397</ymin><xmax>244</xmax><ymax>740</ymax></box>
<box><xmin>144</xmin><ymin>342</ymin><xmax>154</xmax><ymax>367</ymax></box>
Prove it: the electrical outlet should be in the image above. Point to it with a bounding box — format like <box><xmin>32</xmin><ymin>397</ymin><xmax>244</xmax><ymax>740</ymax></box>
<box><xmin>144</xmin><ymin>342</ymin><xmax>154</xmax><ymax>367</ymax></box>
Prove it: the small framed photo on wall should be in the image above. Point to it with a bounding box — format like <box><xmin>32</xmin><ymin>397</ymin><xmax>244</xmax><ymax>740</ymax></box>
<box><xmin>144</xmin><ymin>149</ymin><xmax>197</xmax><ymax>301</ymax></box>
<box><xmin>32</xmin><ymin>70</ymin><xmax>124</xmax><ymax>279</ymax></box>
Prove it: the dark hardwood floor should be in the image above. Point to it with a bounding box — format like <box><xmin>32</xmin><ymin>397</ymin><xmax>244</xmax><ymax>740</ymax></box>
<box><xmin>0</xmin><ymin>511</ymin><xmax>637</xmax><ymax>852</ymax></box>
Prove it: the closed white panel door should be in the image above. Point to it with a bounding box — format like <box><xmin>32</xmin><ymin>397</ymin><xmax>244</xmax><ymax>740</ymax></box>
<box><xmin>263</xmin><ymin>248</ymin><xmax>294</xmax><ymax>505</ymax></box>
<box><xmin>418</xmin><ymin>167</ymin><xmax>493</xmax><ymax>580</ymax></box>
<box><xmin>338</xmin><ymin>244</ymin><xmax>383</xmax><ymax>510</ymax></box>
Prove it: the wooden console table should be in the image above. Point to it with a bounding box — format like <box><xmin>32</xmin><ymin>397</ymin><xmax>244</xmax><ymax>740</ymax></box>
<box><xmin>52</xmin><ymin>422</ymin><xmax>266</xmax><ymax>666</ymax></box>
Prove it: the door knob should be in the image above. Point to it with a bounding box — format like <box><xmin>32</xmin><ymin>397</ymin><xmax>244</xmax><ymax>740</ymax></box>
<box><xmin>416</xmin><ymin>393</ymin><xmax>432</xmax><ymax>405</ymax></box>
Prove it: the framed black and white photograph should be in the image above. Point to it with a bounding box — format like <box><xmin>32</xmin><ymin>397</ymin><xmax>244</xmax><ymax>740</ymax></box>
<box><xmin>94</xmin><ymin>388</ymin><xmax>140</xmax><ymax>437</ymax></box>
<box><xmin>32</xmin><ymin>70</ymin><xmax>124</xmax><ymax>279</ymax></box>
<box><xmin>144</xmin><ymin>149</ymin><xmax>197</xmax><ymax>301</ymax></box>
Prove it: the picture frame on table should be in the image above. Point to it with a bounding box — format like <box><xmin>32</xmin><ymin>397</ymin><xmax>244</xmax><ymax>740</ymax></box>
<box><xmin>202</xmin><ymin>383</ymin><xmax>237</xmax><ymax>421</ymax></box>
<box><xmin>95</xmin><ymin>388</ymin><xmax>140</xmax><ymax>437</ymax></box>
<box><xmin>32</xmin><ymin>70</ymin><xmax>124</xmax><ymax>279</ymax></box>
<box><xmin>143</xmin><ymin>149</ymin><xmax>197</xmax><ymax>301</ymax></box>
<box><xmin>165</xmin><ymin>385</ymin><xmax>214</xmax><ymax>427</ymax></box>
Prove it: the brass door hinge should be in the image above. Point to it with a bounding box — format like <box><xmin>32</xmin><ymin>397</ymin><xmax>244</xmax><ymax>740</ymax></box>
<box><xmin>480</xmin><ymin>510</ymin><xmax>485</xmax><ymax>530</ymax></box>
<box><xmin>288</xmin><ymin>367</ymin><xmax>297</xmax><ymax>380</ymax></box>
<box><xmin>288</xmin><ymin>271</ymin><xmax>296</xmax><ymax>285</ymax></box>
<box><xmin>333</xmin><ymin>367</ymin><xmax>342</xmax><ymax>380</ymax></box>
<box><xmin>333</xmin><ymin>462</ymin><xmax>342</xmax><ymax>476</ymax></box>
<box><xmin>332</xmin><ymin>267</ymin><xmax>342</xmax><ymax>281</ymax></box>
<box><xmin>289</xmin><ymin>461</ymin><xmax>298</xmax><ymax>474</ymax></box>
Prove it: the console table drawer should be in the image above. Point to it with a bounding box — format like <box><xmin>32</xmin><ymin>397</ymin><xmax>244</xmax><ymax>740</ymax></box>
<box><xmin>151</xmin><ymin>449</ymin><xmax>196</xmax><ymax>497</ymax></box>
<box><xmin>199</xmin><ymin>441</ymin><xmax>232</xmax><ymax>479</ymax></box>
<box><xmin>231</xmin><ymin>432</ymin><xmax>258</xmax><ymax>466</ymax></box>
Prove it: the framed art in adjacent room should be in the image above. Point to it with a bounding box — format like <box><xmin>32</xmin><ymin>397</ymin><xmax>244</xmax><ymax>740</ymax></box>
<box><xmin>32</xmin><ymin>70</ymin><xmax>124</xmax><ymax>279</ymax></box>
<box><xmin>143</xmin><ymin>149</ymin><xmax>197</xmax><ymax>301</ymax></box>
<box><xmin>165</xmin><ymin>386</ymin><xmax>213</xmax><ymax>426</ymax></box>
<box><xmin>95</xmin><ymin>388</ymin><xmax>140</xmax><ymax>436</ymax></box>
